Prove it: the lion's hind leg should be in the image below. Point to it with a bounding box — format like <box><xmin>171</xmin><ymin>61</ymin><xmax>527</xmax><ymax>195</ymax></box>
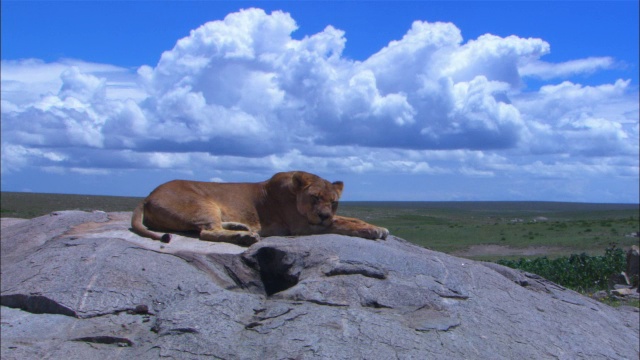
<box><xmin>221</xmin><ymin>222</ymin><xmax>251</xmax><ymax>231</ymax></box>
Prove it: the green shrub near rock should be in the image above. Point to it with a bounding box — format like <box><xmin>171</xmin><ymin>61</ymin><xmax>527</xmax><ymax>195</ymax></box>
<box><xmin>497</xmin><ymin>245</ymin><xmax>626</xmax><ymax>293</ymax></box>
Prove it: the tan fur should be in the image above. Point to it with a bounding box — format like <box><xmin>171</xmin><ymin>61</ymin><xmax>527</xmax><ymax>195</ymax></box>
<box><xmin>131</xmin><ymin>171</ymin><xmax>389</xmax><ymax>246</ymax></box>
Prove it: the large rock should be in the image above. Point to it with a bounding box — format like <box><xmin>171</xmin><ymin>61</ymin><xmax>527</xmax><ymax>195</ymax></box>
<box><xmin>1</xmin><ymin>211</ymin><xmax>638</xmax><ymax>359</ymax></box>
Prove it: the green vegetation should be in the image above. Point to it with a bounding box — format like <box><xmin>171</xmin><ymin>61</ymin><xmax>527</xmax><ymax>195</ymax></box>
<box><xmin>1</xmin><ymin>192</ymin><xmax>141</xmax><ymax>219</ymax></box>
<box><xmin>338</xmin><ymin>201</ymin><xmax>639</xmax><ymax>258</ymax></box>
<box><xmin>497</xmin><ymin>245</ymin><xmax>626</xmax><ymax>293</ymax></box>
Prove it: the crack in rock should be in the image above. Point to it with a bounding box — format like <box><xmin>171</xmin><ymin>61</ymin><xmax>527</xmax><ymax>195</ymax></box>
<box><xmin>160</xmin><ymin>327</ymin><xmax>200</xmax><ymax>336</ymax></box>
<box><xmin>1</xmin><ymin>294</ymin><xmax>76</xmax><ymax>317</ymax></box>
<box><xmin>71</xmin><ymin>336</ymin><xmax>134</xmax><ymax>347</ymax></box>
<box><xmin>0</xmin><ymin>293</ymin><xmax>157</xmax><ymax>322</ymax></box>
<box><xmin>304</xmin><ymin>299</ymin><xmax>349</xmax><ymax>307</ymax></box>
<box><xmin>244</xmin><ymin>308</ymin><xmax>307</xmax><ymax>334</ymax></box>
<box><xmin>253</xmin><ymin>304</ymin><xmax>292</xmax><ymax>320</ymax></box>
<box><xmin>434</xmin><ymin>289</ymin><xmax>469</xmax><ymax>300</ymax></box>
<box><xmin>324</xmin><ymin>260</ymin><xmax>387</xmax><ymax>280</ymax></box>
<box><xmin>361</xmin><ymin>298</ymin><xmax>393</xmax><ymax>309</ymax></box>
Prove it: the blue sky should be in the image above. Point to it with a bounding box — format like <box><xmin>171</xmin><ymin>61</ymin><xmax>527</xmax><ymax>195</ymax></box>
<box><xmin>1</xmin><ymin>1</ymin><xmax>638</xmax><ymax>203</ymax></box>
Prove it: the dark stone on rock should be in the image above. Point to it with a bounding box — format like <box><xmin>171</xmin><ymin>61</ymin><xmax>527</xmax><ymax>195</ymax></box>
<box><xmin>131</xmin><ymin>304</ymin><xmax>149</xmax><ymax>315</ymax></box>
<box><xmin>593</xmin><ymin>290</ymin><xmax>609</xmax><ymax>300</ymax></box>
<box><xmin>2</xmin><ymin>211</ymin><xmax>638</xmax><ymax>359</ymax></box>
<box><xmin>160</xmin><ymin>233</ymin><xmax>171</xmax><ymax>243</ymax></box>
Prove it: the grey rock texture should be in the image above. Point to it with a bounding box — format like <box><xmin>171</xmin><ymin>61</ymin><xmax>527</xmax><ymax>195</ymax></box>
<box><xmin>2</xmin><ymin>211</ymin><xmax>638</xmax><ymax>359</ymax></box>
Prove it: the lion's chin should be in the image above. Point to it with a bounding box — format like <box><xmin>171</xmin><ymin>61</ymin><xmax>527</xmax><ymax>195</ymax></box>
<box><xmin>308</xmin><ymin>218</ymin><xmax>333</xmax><ymax>227</ymax></box>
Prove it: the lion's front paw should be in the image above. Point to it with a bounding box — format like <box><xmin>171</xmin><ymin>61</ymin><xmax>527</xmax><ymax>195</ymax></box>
<box><xmin>359</xmin><ymin>226</ymin><xmax>389</xmax><ymax>240</ymax></box>
<box><xmin>378</xmin><ymin>227</ymin><xmax>389</xmax><ymax>240</ymax></box>
<box><xmin>369</xmin><ymin>226</ymin><xmax>388</xmax><ymax>240</ymax></box>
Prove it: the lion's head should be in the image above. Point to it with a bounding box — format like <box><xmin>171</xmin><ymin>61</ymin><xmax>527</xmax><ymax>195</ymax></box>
<box><xmin>291</xmin><ymin>172</ymin><xmax>344</xmax><ymax>227</ymax></box>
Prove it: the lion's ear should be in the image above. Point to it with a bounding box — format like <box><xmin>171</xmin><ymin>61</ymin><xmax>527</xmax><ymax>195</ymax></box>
<box><xmin>291</xmin><ymin>172</ymin><xmax>308</xmax><ymax>192</ymax></box>
<box><xmin>332</xmin><ymin>181</ymin><xmax>344</xmax><ymax>197</ymax></box>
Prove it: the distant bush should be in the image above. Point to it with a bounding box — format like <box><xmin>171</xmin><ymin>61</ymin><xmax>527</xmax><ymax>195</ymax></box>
<box><xmin>497</xmin><ymin>245</ymin><xmax>626</xmax><ymax>293</ymax></box>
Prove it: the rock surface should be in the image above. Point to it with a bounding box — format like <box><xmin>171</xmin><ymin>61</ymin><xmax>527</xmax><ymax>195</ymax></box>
<box><xmin>1</xmin><ymin>211</ymin><xmax>638</xmax><ymax>359</ymax></box>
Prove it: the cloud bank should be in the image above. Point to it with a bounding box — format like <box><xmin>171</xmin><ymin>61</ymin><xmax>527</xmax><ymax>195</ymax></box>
<box><xmin>1</xmin><ymin>8</ymin><xmax>638</xmax><ymax>199</ymax></box>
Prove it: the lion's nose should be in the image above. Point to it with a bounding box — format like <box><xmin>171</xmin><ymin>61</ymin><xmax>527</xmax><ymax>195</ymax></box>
<box><xmin>318</xmin><ymin>212</ymin><xmax>331</xmax><ymax>221</ymax></box>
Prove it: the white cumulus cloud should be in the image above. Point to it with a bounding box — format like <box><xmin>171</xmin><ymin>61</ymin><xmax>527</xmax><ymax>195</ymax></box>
<box><xmin>0</xmin><ymin>7</ymin><xmax>637</xmax><ymax>197</ymax></box>
<box><xmin>520</xmin><ymin>57</ymin><xmax>616</xmax><ymax>79</ymax></box>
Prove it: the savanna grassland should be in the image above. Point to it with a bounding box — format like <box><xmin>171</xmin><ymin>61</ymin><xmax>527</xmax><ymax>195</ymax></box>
<box><xmin>338</xmin><ymin>201</ymin><xmax>639</xmax><ymax>261</ymax></box>
<box><xmin>0</xmin><ymin>192</ymin><xmax>143</xmax><ymax>219</ymax></box>
<box><xmin>2</xmin><ymin>192</ymin><xmax>638</xmax><ymax>261</ymax></box>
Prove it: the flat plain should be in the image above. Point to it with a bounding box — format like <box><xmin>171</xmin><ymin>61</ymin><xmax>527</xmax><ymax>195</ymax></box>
<box><xmin>1</xmin><ymin>192</ymin><xmax>638</xmax><ymax>260</ymax></box>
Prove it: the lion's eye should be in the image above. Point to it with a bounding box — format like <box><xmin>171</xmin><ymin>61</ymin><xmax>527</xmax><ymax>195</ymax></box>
<box><xmin>311</xmin><ymin>195</ymin><xmax>320</xmax><ymax>202</ymax></box>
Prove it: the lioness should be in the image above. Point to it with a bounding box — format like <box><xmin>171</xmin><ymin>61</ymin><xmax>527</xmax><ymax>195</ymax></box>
<box><xmin>131</xmin><ymin>171</ymin><xmax>389</xmax><ymax>246</ymax></box>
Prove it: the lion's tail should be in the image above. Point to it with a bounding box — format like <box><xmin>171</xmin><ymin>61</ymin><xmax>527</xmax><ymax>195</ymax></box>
<box><xmin>131</xmin><ymin>202</ymin><xmax>169</xmax><ymax>241</ymax></box>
